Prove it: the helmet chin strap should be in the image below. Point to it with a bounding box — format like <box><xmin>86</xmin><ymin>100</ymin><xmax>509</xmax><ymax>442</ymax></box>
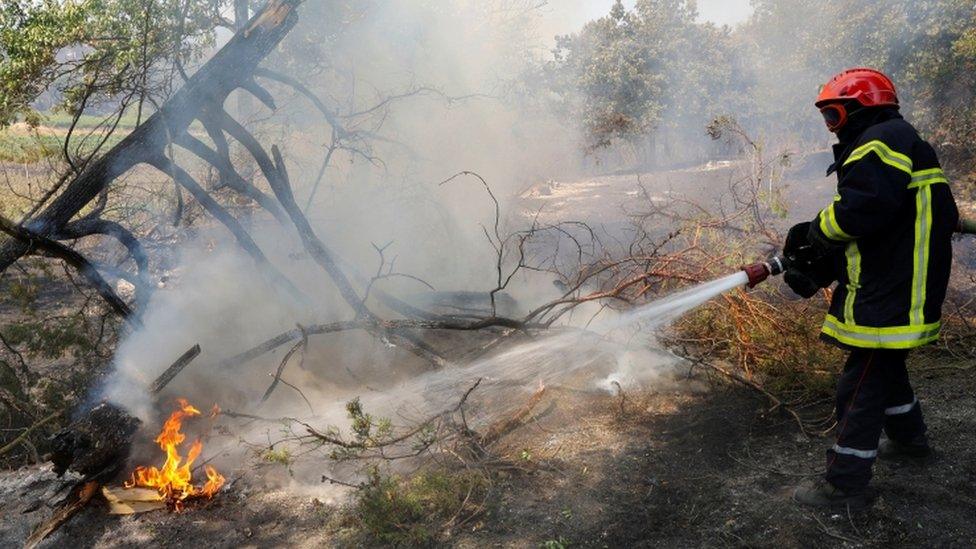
<box><xmin>828</xmin><ymin>102</ymin><xmax>867</xmax><ymax>135</ymax></box>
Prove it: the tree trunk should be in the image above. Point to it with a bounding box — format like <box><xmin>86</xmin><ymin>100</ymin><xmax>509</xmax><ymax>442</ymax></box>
<box><xmin>234</xmin><ymin>0</ymin><xmax>254</xmax><ymax>122</ymax></box>
<box><xmin>0</xmin><ymin>0</ymin><xmax>304</xmax><ymax>273</ymax></box>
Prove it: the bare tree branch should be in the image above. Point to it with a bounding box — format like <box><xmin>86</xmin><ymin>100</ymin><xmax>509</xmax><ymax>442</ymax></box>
<box><xmin>146</xmin><ymin>154</ymin><xmax>308</xmax><ymax>305</ymax></box>
<box><xmin>0</xmin><ymin>215</ymin><xmax>138</xmax><ymax>325</ymax></box>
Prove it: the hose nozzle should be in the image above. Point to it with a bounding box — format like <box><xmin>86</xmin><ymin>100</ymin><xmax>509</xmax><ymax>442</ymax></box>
<box><xmin>741</xmin><ymin>256</ymin><xmax>789</xmax><ymax>288</ymax></box>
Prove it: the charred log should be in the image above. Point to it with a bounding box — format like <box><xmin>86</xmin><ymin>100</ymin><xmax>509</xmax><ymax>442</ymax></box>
<box><xmin>148</xmin><ymin>344</ymin><xmax>202</xmax><ymax>395</ymax></box>
<box><xmin>49</xmin><ymin>403</ymin><xmax>141</xmax><ymax>482</ymax></box>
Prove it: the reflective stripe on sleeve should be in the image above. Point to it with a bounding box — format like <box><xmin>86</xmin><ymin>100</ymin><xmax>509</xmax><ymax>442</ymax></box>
<box><xmin>908</xmin><ymin>167</ymin><xmax>948</xmax><ymax>189</ymax></box>
<box><xmin>843</xmin><ymin>139</ymin><xmax>913</xmax><ymax>175</ymax></box>
<box><xmin>832</xmin><ymin>444</ymin><xmax>878</xmax><ymax>459</ymax></box>
<box><xmin>884</xmin><ymin>397</ymin><xmax>918</xmax><ymax>416</ymax></box>
<box><xmin>844</xmin><ymin>242</ymin><xmax>861</xmax><ymax>324</ymax></box>
<box><xmin>818</xmin><ymin>202</ymin><xmax>854</xmax><ymax>241</ymax></box>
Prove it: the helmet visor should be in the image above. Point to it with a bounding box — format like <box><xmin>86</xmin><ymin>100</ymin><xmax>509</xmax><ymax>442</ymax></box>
<box><xmin>820</xmin><ymin>104</ymin><xmax>847</xmax><ymax>132</ymax></box>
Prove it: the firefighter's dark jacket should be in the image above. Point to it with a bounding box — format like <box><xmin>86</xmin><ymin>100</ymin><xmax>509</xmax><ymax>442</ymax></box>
<box><xmin>808</xmin><ymin>111</ymin><xmax>958</xmax><ymax>349</ymax></box>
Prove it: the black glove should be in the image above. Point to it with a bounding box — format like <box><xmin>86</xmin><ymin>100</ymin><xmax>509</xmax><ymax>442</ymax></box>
<box><xmin>782</xmin><ymin>221</ymin><xmax>839</xmax><ymax>298</ymax></box>
<box><xmin>784</xmin><ymin>268</ymin><xmax>821</xmax><ymax>298</ymax></box>
<box><xmin>783</xmin><ymin>222</ymin><xmax>819</xmax><ymax>270</ymax></box>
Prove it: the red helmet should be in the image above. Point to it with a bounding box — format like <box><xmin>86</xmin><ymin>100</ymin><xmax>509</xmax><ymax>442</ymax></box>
<box><xmin>816</xmin><ymin>68</ymin><xmax>899</xmax><ymax>108</ymax></box>
<box><xmin>815</xmin><ymin>68</ymin><xmax>898</xmax><ymax>132</ymax></box>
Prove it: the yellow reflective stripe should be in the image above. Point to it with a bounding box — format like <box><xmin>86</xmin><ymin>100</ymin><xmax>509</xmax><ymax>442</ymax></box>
<box><xmin>824</xmin><ymin>315</ymin><xmax>941</xmax><ymax>335</ymax></box>
<box><xmin>822</xmin><ymin>314</ymin><xmax>941</xmax><ymax>349</ymax></box>
<box><xmin>818</xmin><ymin>202</ymin><xmax>854</xmax><ymax>241</ymax></box>
<box><xmin>908</xmin><ymin>167</ymin><xmax>948</xmax><ymax>189</ymax></box>
<box><xmin>843</xmin><ymin>140</ymin><xmax>913</xmax><ymax>175</ymax></box>
<box><xmin>844</xmin><ymin>242</ymin><xmax>861</xmax><ymax>324</ymax></box>
<box><xmin>910</xmin><ymin>185</ymin><xmax>933</xmax><ymax>325</ymax></box>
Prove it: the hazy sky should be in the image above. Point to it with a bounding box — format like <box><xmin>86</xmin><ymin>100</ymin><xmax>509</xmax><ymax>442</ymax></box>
<box><xmin>545</xmin><ymin>0</ymin><xmax>754</xmax><ymax>36</ymax></box>
<box><xmin>696</xmin><ymin>0</ymin><xmax>753</xmax><ymax>26</ymax></box>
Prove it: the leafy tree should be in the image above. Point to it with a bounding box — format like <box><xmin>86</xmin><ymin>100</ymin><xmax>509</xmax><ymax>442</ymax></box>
<box><xmin>545</xmin><ymin>0</ymin><xmax>976</xmax><ymax>174</ymax></box>
<box><xmin>546</xmin><ymin>0</ymin><xmax>666</xmax><ymax>150</ymax></box>
<box><xmin>748</xmin><ymin>0</ymin><xmax>976</xmax><ymax>163</ymax></box>
<box><xmin>0</xmin><ymin>0</ymin><xmax>224</xmax><ymax>128</ymax></box>
<box><xmin>543</xmin><ymin>0</ymin><xmax>738</xmax><ymax>160</ymax></box>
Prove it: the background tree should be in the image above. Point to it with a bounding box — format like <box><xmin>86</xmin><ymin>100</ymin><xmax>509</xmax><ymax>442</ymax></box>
<box><xmin>543</xmin><ymin>0</ymin><xmax>976</xmax><ymax>182</ymax></box>
<box><xmin>543</xmin><ymin>0</ymin><xmax>738</xmax><ymax>164</ymax></box>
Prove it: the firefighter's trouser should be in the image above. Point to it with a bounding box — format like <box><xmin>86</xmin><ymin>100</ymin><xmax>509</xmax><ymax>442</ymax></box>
<box><xmin>825</xmin><ymin>348</ymin><xmax>927</xmax><ymax>490</ymax></box>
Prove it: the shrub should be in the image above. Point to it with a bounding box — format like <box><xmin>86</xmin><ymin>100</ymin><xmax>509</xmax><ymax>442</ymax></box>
<box><xmin>354</xmin><ymin>466</ymin><xmax>489</xmax><ymax>545</ymax></box>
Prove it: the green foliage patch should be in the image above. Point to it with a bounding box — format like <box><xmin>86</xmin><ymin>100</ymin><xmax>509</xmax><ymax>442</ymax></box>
<box><xmin>0</xmin><ymin>130</ymin><xmax>127</xmax><ymax>164</ymax></box>
<box><xmin>0</xmin><ymin>132</ymin><xmax>59</xmax><ymax>163</ymax></box>
<box><xmin>3</xmin><ymin>317</ymin><xmax>96</xmax><ymax>360</ymax></box>
<box><xmin>0</xmin><ymin>0</ymin><xmax>221</xmax><ymax>127</ymax></box>
<box><xmin>354</xmin><ymin>467</ymin><xmax>489</xmax><ymax>545</ymax></box>
<box><xmin>541</xmin><ymin>0</ymin><xmax>976</xmax><ymax>176</ymax></box>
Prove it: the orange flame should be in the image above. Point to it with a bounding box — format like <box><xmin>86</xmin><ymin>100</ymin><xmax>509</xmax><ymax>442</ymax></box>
<box><xmin>125</xmin><ymin>398</ymin><xmax>225</xmax><ymax>510</ymax></box>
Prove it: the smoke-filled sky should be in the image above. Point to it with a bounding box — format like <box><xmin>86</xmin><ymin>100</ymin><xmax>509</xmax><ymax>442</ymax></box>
<box><xmin>696</xmin><ymin>0</ymin><xmax>753</xmax><ymax>25</ymax></box>
<box><xmin>547</xmin><ymin>0</ymin><xmax>754</xmax><ymax>35</ymax></box>
<box><xmin>107</xmin><ymin>0</ymin><xmax>759</xmax><ymax>424</ymax></box>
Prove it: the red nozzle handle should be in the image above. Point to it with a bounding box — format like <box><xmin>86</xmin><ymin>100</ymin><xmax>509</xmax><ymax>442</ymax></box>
<box><xmin>742</xmin><ymin>262</ymin><xmax>770</xmax><ymax>288</ymax></box>
<box><xmin>741</xmin><ymin>256</ymin><xmax>787</xmax><ymax>288</ymax></box>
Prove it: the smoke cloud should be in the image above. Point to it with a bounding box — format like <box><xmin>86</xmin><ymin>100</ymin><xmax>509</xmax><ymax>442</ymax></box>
<box><xmin>101</xmin><ymin>1</ymin><xmax>621</xmax><ymax>426</ymax></box>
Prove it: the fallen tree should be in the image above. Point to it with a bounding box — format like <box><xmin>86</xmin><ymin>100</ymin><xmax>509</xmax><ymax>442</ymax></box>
<box><xmin>0</xmin><ymin>0</ymin><xmax>834</xmax><ymax>480</ymax></box>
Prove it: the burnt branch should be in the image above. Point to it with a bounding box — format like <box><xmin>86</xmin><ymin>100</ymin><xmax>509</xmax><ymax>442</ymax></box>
<box><xmin>147</xmin><ymin>153</ymin><xmax>307</xmax><ymax>305</ymax></box>
<box><xmin>218</xmin><ymin>112</ymin><xmax>372</xmax><ymax>320</ymax></box>
<box><xmin>148</xmin><ymin>344</ymin><xmax>202</xmax><ymax>395</ymax></box>
<box><xmin>216</xmin><ymin>316</ymin><xmax>533</xmax><ymax>373</ymax></box>
<box><xmin>261</xmin><ymin>325</ymin><xmax>308</xmax><ymax>403</ymax></box>
<box><xmin>0</xmin><ymin>215</ymin><xmax>137</xmax><ymax>325</ymax></box>
<box><xmin>175</xmin><ymin>132</ymin><xmax>289</xmax><ymax>224</ymax></box>
<box><xmin>54</xmin><ymin>217</ymin><xmax>152</xmax><ymax>301</ymax></box>
<box><xmin>299</xmin><ymin>378</ymin><xmax>483</xmax><ymax>453</ymax></box>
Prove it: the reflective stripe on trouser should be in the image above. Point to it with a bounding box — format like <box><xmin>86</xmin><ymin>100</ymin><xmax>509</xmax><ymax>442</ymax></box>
<box><xmin>826</xmin><ymin>348</ymin><xmax>927</xmax><ymax>490</ymax></box>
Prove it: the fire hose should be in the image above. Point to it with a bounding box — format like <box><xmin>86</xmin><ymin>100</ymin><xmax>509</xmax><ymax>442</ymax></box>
<box><xmin>740</xmin><ymin>217</ymin><xmax>976</xmax><ymax>289</ymax></box>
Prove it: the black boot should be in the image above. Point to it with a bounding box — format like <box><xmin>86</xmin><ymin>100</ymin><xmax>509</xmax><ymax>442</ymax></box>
<box><xmin>878</xmin><ymin>438</ymin><xmax>933</xmax><ymax>461</ymax></box>
<box><xmin>793</xmin><ymin>480</ymin><xmax>875</xmax><ymax>510</ymax></box>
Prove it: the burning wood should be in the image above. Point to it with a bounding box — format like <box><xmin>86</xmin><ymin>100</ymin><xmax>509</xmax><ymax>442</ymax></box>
<box><xmin>124</xmin><ymin>399</ymin><xmax>225</xmax><ymax>511</ymax></box>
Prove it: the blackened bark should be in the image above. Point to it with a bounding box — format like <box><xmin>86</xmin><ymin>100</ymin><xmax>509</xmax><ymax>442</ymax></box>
<box><xmin>50</xmin><ymin>403</ymin><xmax>141</xmax><ymax>481</ymax></box>
<box><xmin>218</xmin><ymin>113</ymin><xmax>372</xmax><ymax>319</ymax></box>
<box><xmin>0</xmin><ymin>215</ymin><xmax>139</xmax><ymax>324</ymax></box>
<box><xmin>146</xmin><ymin>155</ymin><xmax>307</xmax><ymax>305</ymax></box>
<box><xmin>175</xmin><ymin>133</ymin><xmax>289</xmax><ymax>224</ymax></box>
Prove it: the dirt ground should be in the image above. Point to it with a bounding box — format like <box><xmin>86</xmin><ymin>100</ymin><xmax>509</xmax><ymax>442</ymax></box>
<box><xmin>3</xmin><ymin>158</ymin><xmax>976</xmax><ymax>547</ymax></box>
<box><xmin>2</xmin><ymin>357</ymin><xmax>975</xmax><ymax>548</ymax></box>
<box><xmin>462</xmin><ymin>358</ymin><xmax>976</xmax><ymax>548</ymax></box>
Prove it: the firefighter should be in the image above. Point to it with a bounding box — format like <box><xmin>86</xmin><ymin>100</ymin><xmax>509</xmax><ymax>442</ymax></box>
<box><xmin>784</xmin><ymin>68</ymin><xmax>959</xmax><ymax>509</ymax></box>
